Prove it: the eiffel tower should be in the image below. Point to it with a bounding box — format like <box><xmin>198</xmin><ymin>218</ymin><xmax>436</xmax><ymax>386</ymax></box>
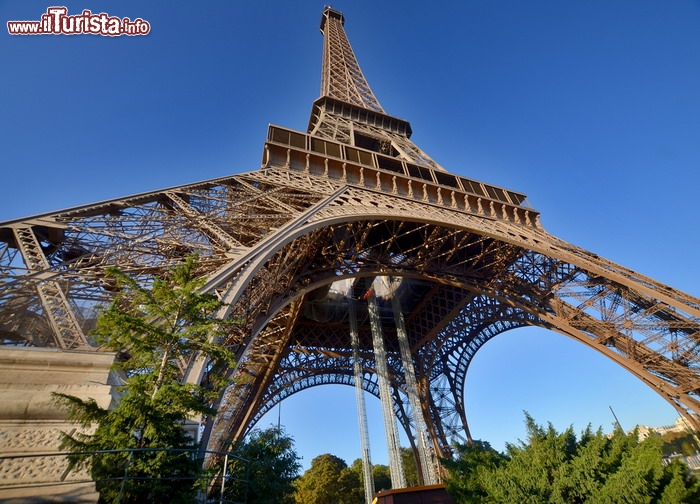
<box><xmin>1</xmin><ymin>5</ymin><xmax>700</xmax><ymax>492</ymax></box>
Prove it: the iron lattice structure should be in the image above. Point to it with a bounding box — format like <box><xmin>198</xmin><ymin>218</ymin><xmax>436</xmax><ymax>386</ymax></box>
<box><xmin>1</xmin><ymin>7</ymin><xmax>700</xmax><ymax>472</ymax></box>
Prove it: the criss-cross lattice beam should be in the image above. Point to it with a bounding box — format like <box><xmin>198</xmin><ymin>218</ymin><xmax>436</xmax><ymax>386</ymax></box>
<box><xmin>319</xmin><ymin>7</ymin><xmax>384</xmax><ymax>113</ymax></box>
<box><xmin>349</xmin><ymin>297</ymin><xmax>376</xmax><ymax>503</ymax></box>
<box><xmin>393</xmin><ymin>293</ymin><xmax>438</xmax><ymax>485</ymax></box>
<box><xmin>4</xmin><ymin>168</ymin><xmax>700</xmax><ymax>455</ymax></box>
<box><xmin>9</xmin><ymin>226</ymin><xmax>87</xmax><ymax>349</ymax></box>
<box><xmin>186</xmin><ymin>193</ymin><xmax>699</xmax><ymax>460</ymax></box>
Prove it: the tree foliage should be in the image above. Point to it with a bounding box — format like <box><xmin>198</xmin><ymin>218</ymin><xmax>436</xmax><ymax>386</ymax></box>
<box><xmin>294</xmin><ymin>454</ymin><xmax>400</xmax><ymax>504</ymax></box>
<box><xmin>344</xmin><ymin>458</ymin><xmax>373</xmax><ymax>503</ymax></box>
<box><xmin>400</xmin><ymin>446</ymin><xmax>419</xmax><ymax>487</ymax></box>
<box><xmin>372</xmin><ymin>463</ymin><xmax>392</xmax><ymax>493</ymax></box>
<box><xmin>660</xmin><ymin>430</ymin><xmax>700</xmax><ymax>457</ymax></box>
<box><xmin>54</xmin><ymin>255</ymin><xmax>235</xmax><ymax>503</ymax></box>
<box><xmin>442</xmin><ymin>440</ymin><xmax>507</xmax><ymax>503</ymax></box>
<box><xmin>294</xmin><ymin>454</ymin><xmax>362</xmax><ymax>504</ymax></box>
<box><xmin>444</xmin><ymin>413</ymin><xmax>700</xmax><ymax>504</ymax></box>
<box><xmin>344</xmin><ymin>458</ymin><xmax>393</xmax><ymax>501</ymax></box>
<box><xmin>224</xmin><ymin>426</ymin><xmax>302</xmax><ymax>504</ymax></box>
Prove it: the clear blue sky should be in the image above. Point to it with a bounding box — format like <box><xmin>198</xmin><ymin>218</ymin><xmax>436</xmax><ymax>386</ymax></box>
<box><xmin>2</xmin><ymin>1</ymin><xmax>699</xmax><ymax>470</ymax></box>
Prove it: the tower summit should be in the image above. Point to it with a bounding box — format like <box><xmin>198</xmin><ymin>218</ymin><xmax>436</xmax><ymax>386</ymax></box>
<box><xmin>317</xmin><ymin>7</ymin><xmax>385</xmax><ymax>113</ymax></box>
<box><xmin>309</xmin><ymin>6</ymin><xmax>453</xmax><ymax>172</ymax></box>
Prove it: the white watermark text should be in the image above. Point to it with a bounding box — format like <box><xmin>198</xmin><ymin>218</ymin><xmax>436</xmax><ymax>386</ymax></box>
<box><xmin>7</xmin><ymin>7</ymin><xmax>150</xmax><ymax>36</ymax></box>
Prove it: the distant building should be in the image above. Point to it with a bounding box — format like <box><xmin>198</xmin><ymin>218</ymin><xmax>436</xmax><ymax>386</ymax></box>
<box><xmin>637</xmin><ymin>416</ymin><xmax>698</xmax><ymax>440</ymax></box>
<box><xmin>636</xmin><ymin>416</ymin><xmax>700</xmax><ymax>471</ymax></box>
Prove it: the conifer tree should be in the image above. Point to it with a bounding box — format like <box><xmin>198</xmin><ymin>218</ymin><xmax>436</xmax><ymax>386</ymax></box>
<box><xmin>444</xmin><ymin>413</ymin><xmax>700</xmax><ymax>504</ymax></box>
<box><xmin>224</xmin><ymin>426</ymin><xmax>301</xmax><ymax>504</ymax></box>
<box><xmin>55</xmin><ymin>255</ymin><xmax>235</xmax><ymax>503</ymax></box>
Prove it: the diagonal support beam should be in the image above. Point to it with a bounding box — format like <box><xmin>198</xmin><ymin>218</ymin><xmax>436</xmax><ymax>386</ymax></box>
<box><xmin>165</xmin><ymin>191</ymin><xmax>243</xmax><ymax>250</ymax></box>
<box><xmin>11</xmin><ymin>226</ymin><xmax>87</xmax><ymax>349</ymax></box>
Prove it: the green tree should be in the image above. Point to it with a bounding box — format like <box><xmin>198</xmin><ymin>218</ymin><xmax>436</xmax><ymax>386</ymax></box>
<box><xmin>660</xmin><ymin>430</ymin><xmax>700</xmax><ymax>456</ymax></box>
<box><xmin>345</xmin><ymin>458</ymin><xmax>372</xmax><ymax>503</ymax></box>
<box><xmin>444</xmin><ymin>414</ymin><xmax>700</xmax><ymax>504</ymax></box>
<box><xmin>345</xmin><ymin>458</ymin><xmax>393</xmax><ymax>502</ymax></box>
<box><xmin>55</xmin><ymin>255</ymin><xmax>235</xmax><ymax>503</ymax></box>
<box><xmin>293</xmin><ymin>454</ymin><xmax>359</xmax><ymax>504</ymax></box>
<box><xmin>372</xmin><ymin>463</ymin><xmax>392</xmax><ymax>492</ymax></box>
<box><xmin>224</xmin><ymin>426</ymin><xmax>301</xmax><ymax>504</ymax></box>
<box><xmin>484</xmin><ymin>414</ymin><xmax>578</xmax><ymax>502</ymax></box>
<box><xmin>442</xmin><ymin>440</ymin><xmax>506</xmax><ymax>504</ymax></box>
<box><xmin>338</xmin><ymin>463</ymin><xmax>364</xmax><ymax>504</ymax></box>
<box><xmin>400</xmin><ymin>447</ymin><xmax>419</xmax><ymax>487</ymax></box>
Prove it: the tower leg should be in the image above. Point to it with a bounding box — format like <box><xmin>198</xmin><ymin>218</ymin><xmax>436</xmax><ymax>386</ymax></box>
<box><xmin>392</xmin><ymin>294</ymin><xmax>438</xmax><ymax>485</ymax></box>
<box><xmin>349</xmin><ymin>298</ymin><xmax>376</xmax><ymax>503</ymax></box>
<box><xmin>368</xmin><ymin>282</ymin><xmax>406</xmax><ymax>489</ymax></box>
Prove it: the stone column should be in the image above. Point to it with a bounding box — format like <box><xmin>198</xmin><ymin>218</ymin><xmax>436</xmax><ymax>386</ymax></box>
<box><xmin>0</xmin><ymin>347</ymin><xmax>118</xmax><ymax>503</ymax></box>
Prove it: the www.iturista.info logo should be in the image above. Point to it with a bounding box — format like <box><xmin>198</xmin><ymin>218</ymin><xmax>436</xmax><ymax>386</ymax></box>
<box><xmin>7</xmin><ymin>7</ymin><xmax>150</xmax><ymax>36</ymax></box>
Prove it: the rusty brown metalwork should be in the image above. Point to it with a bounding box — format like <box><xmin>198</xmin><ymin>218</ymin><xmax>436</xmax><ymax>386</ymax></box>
<box><xmin>1</xmin><ymin>7</ymin><xmax>699</xmax><ymax>475</ymax></box>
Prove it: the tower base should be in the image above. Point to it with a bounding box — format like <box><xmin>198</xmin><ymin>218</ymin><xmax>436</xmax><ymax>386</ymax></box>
<box><xmin>0</xmin><ymin>347</ymin><xmax>117</xmax><ymax>503</ymax></box>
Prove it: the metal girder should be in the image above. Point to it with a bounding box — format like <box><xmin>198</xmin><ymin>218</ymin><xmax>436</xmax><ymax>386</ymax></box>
<box><xmin>9</xmin><ymin>226</ymin><xmax>87</xmax><ymax>349</ymax></box>
<box><xmin>393</xmin><ymin>293</ymin><xmax>438</xmax><ymax>485</ymax></box>
<box><xmin>3</xmin><ymin>165</ymin><xmax>700</xmax><ymax>460</ymax></box>
<box><xmin>198</xmin><ymin>209</ymin><xmax>700</xmax><ymax>457</ymax></box>
<box><xmin>367</xmin><ymin>285</ymin><xmax>406</xmax><ymax>488</ymax></box>
<box><xmin>349</xmin><ymin>297</ymin><xmax>376</xmax><ymax>504</ymax></box>
<box><xmin>309</xmin><ymin>7</ymin><xmax>446</xmax><ymax>171</ymax></box>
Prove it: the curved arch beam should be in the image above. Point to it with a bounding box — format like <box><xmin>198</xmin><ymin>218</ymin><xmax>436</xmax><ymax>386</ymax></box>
<box><xmin>200</xmin><ymin>204</ymin><xmax>699</xmax><ymax>454</ymax></box>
